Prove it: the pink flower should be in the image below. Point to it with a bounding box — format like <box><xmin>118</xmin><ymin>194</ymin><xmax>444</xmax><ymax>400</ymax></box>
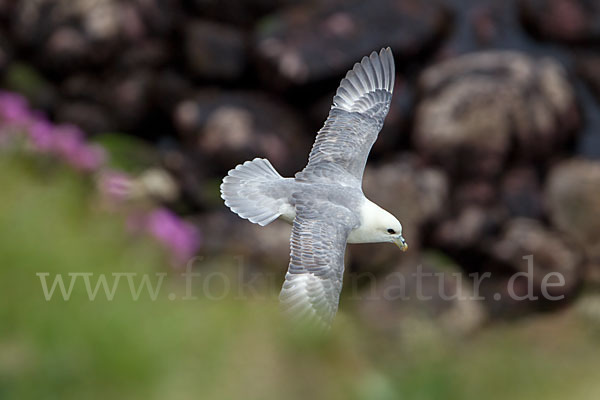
<box><xmin>69</xmin><ymin>143</ymin><xmax>106</xmax><ymax>171</ymax></box>
<box><xmin>51</xmin><ymin>124</ymin><xmax>84</xmax><ymax>157</ymax></box>
<box><xmin>146</xmin><ymin>208</ymin><xmax>201</xmax><ymax>266</ymax></box>
<box><xmin>98</xmin><ymin>170</ymin><xmax>134</xmax><ymax>202</ymax></box>
<box><xmin>29</xmin><ymin>119</ymin><xmax>54</xmax><ymax>151</ymax></box>
<box><xmin>51</xmin><ymin>124</ymin><xmax>105</xmax><ymax>171</ymax></box>
<box><xmin>0</xmin><ymin>92</ymin><xmax>32</xmax><ymax>124</ymax></box>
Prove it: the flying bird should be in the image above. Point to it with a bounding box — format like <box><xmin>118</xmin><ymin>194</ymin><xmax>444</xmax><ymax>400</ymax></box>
<box><xmin>221</xmin><ymin>48</ymin><xmax>406</xmax><ymax>328</ymax></box>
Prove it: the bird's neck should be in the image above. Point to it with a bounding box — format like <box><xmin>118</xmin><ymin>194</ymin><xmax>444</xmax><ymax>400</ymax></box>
<box><xmin>347</xmin><ymin>199</ymin><xmax>389</xmax><ymax>244</ymax></box>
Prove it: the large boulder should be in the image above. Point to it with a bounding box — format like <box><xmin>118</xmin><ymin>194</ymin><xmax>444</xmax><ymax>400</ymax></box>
<box><xmin>183</xmin><ymin>20</ymin><xmax>246</xmax><ymax>81</ymax></box>
<box><xmin>185</xmin><ymin>0</ymin><xmax>296</xmax><ymax>27</ymax></box>
<box><xmin>57</xmin><ymin>70</ymin><xmax>156</xmax><ymax>135</ymax></box>
<box><xmin>546</xmin><ymin>159</ymin><xmax>600</xmax><ymax>261</ymax></box>
<box><xmin>576</xmin><ymin>51</ymin><xmax>600</xmax><ymax>107</ymax></box>
<box><xmin>433</xmin><ymin>218</ymin><xmax>583</xmax><ymax>319</ymax></box>
<box><xmin>11</xmin><ymin>0</ymin><xmax>178</xmax><ymax>74</ymax></box>
<box><xmin>254</xmin><ymin>0</ymin><xmax>448</xmax><ymax>87</ymax></box>
<box><xmin>0</xmin><ymin>32</ymin><xmax>11</xmax><ymax>76</ymax></box>
<box><xmin>357</xmin><ymin>255</ymin><xmax>488</xmax><ymax>337</ymax></box>
<box><xmin>413</xmin><ymin>51</ymin><xmax>579</xmax><ymax>178</ymax></box>
<box><xmin>431</xmin><ymin>167</ymin><xmax>543</xmax><ymax>253</ymax></box>
<box><xmin>500</xmin><ymin>167</ymin><xmax>544</xmax><ymax>220</ymax></box>
<box><xmin>520</xmin><ymin>0</ymin><xmax>600</xmax><ymax>43</ymax></box>
<box><xmin>432</xmin><ymin>205</ymin><xmax>506</xmax><ymax>252</ymax></box>
<box><xmin>196</xmin><ymin>210</ymin><xmax>291</xmax><ymax>275</ymax></box>
<box><xmin>487</xmin><ymin>218</ymin><xmax>583</xmax><ymax>310</ymax></box>
<box><xmin>174</xmin><ymin>90</ymin><xmax>311</xmax><ymax>177</ymax></box>
<box><xmin>54</xmin><ymin>101</ymin><xmax>114</xmax><ymax>135</ymax></box>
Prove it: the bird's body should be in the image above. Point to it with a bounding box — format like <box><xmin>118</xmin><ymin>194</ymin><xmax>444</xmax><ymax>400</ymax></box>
<box><xmin>221</xmin><ymin>48</ymin><xmax>406</xmax><ymax>328</ymax></box>
<box><xmin>247</xmin><ymin>177</ymin><xmax>398</xmax><ymax>244</ymax></box>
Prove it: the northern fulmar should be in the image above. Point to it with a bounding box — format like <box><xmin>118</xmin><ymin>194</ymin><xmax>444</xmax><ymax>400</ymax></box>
<box><xmin>221</xmin><ymin>48</ymin><xmax>406</xmax><ymax>328</ymax></box>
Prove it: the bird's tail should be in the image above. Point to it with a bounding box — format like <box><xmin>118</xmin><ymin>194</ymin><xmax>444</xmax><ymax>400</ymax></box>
<box><xmin>220</xmin><ymin>158</ymin><xmax>289</xmax><ymax>226</ymax></box>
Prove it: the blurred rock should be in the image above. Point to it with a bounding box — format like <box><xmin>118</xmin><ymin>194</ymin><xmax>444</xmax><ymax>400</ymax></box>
<box><xmin>184</xmin><ymin>20</ymin><xmax>246</xmax><ymax>81</ymax></box>
<box><xmin>501</xmin><ymin>167</ymin><xmax>544</xmax><ymax>219</ymax></box>
<box><xmin>105</xmin><ymin>71</ymin><xmax>155</xmax><ymax>132</ymax></box>
<box><xmin>584</xmin><ymin>261</ymin><xmax>600</xmax><ymax>285</ymax></box>
<box><xmin>576</xmin><ymin>294</ymin><xmax>600</xmax><ymax>325</ymax></box>
<box><xmin>349</xmin><ymin>155</ymin><xmax>448</xmax><ymax>272</ymax></box>
<box><xmin>60</xmin><ymin>74</ymin><xmax>103</xmax><ymax>102</ymax></box>
<box><xmin>185</xmin><ymin>0</ymin><xmax>296</xmax><ymax>27</ymax></box>
<box><xmin>437</xmin><ymin>0</ymin><xmax>526</xmax><ymax>55</ymax></box>
<box><xmin>55</xmin><ymin>101</ymin><xmax>114</xmax><ymax>135</ymax></box>
<box><xmin>486</xmin><ymin>218</ymin><xmax>583</xmax><ymax>308</ymax></box>
<box><xmin>453</xmin><ymin>180</ymin><xmax>497</xmax><ymax>208</ymax></box>
<box><xmin>114</xmin><ymin>39</ymin><xmax>171</xmax><ymax>71</ymax></box>
<box><xmin>138</xmin><ymin>168</ymin><xmax>180</xmax><ymax>203</ymax></box>
<box><xmin>576</xmin><ymin>52</ymin><xmax>600</xmax><ymax>102</ymax></box>
<box><xmin>414</xmin><ymin>51</ymin><xmax>579</xmax><ymax>178</ymax></box>
<box><xmin>197</xmin><ymin>210</ymin><xmax>291</xmax><ymax>272</ymax></box>
<box><xmin>12</xmin><ymin>0</ymin><xmax>178</xmax><ymax>74</ymax></box>
<box><xmin>254</xmin><ymin>0</ymin><xmax>448</xmax><ymax>86</ymax></box>
<box><xmin>58</xmin><ymin>74</ymin><xmax>116</xmax><ymax>133</ymax></box>
<box><xmin>0</xmin><ymin>32</ymin><xmax>11</xmax><ymax>75</ymax></box>
<box><xmin>0</xmin><ymin>0</ymin><xmax>14</xmax><ymax>20</ymax></box>
<box><xmin>13</xmin><ymin>0</ymin><xmax>117</xmax><ymax>73</ymax></box>
<box><xmin>59</xmin><ymin>70</ymin><xmax>156</xmax><ymax>133</ymax></box>
<box><xmin>430</xmin><ymin>173</ymin><xmax>516</xmax><ymax>253</ymax></box>
<box><xmin>520</xmin><ymin>0</ymin><xmax>600</xmax><ymax>43</ymax></box>
<box><xmin>546</xmin><ymin>159</ymin><xmax>600</xmax><ymax>260</ymax></box>
<box><xmin>174</xmin><ymin>90</ymin><xmax>311</xmax><ymax>176</ymax></box>
<box><xmin>433</xmin><ymin>205</ymin><xmax>505</xmax><ymax>251</ymax></box>
<box><xmin>152</xmin><ymin>70</ymin><xmax>195</xmax><ymax>115</ymax></box>
<box><xmin>469</xmin><ymin>3</ymin><xmax>500</xmax><ymax>46</ymax></box>
<box><xmin>357</xmin><ymin>255</ymin><xmax>488</xmax><ymax>337</ymax></box>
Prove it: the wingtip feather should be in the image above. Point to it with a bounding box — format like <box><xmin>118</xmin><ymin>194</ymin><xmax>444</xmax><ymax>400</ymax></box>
<box><xmin>332</xmin><ymin>47</ymin><xmax>395</xmax><ymax>113</ymax></box>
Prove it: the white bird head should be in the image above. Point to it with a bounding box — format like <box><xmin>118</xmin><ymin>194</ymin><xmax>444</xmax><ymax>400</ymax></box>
<box><xmin>348</xmin><ymin>199</ymin><xmax>408</xmax><ymax>251</ymax></box>
<box><xmin>377</xmin><ymin>209</ymin><xmax>407</xmax><ymax>251</ymax></box>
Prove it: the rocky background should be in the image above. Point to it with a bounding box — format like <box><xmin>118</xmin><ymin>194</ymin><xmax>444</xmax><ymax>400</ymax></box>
<box><xmin>2</xmin><ymin>0</ymin><xmax>600</xmax><ymax>335</ymax></box>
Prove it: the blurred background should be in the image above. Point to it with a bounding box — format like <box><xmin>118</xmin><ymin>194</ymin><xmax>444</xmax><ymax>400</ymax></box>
<box><xmin>2</xmin><ymin>0</ymin><xmax>600</xmax><ymax>399</ymax></box>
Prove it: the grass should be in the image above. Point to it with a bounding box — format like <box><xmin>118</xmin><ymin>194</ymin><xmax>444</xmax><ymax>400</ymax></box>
<box><xmin>1</xmin><ymin>154</ymin><xmax>599</xmax><ymax>399</ymax></box>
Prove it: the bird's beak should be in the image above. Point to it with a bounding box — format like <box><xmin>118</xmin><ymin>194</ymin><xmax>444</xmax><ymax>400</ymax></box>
<box><xmin>394</xmin><ymin>236</ymin><xmax>408</xmax><ymax>252</ymax></box>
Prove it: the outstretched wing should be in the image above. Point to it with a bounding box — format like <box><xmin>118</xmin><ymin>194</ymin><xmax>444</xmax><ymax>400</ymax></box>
<box><xmin>279</xmin><ymin>195</ymin><xmax>359</xmax><ymax>329</ymax></box>
<box><xmin>296</xmin><ymin>48</ymin><xmax>395</xmax><ymax>187</ymax></box>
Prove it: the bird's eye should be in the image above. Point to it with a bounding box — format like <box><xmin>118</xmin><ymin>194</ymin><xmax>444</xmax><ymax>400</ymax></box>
<box><xmin>387</xmin><ymin>229</ymin><xmax>396</xmax><ymax>234</ymax></box>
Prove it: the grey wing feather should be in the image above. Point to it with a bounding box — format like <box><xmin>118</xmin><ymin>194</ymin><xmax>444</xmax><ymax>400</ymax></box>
<box><xmin>297</xmin><ymin>47</ymin><xmax>395</xmax><ymax>186</ymax></box>
<box><xmin>279</xmin><ymin>195</ymin><xmax>359</xmax><ymax>329</ymax></box>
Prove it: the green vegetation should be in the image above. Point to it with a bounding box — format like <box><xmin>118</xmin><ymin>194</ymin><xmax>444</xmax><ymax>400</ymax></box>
<box><xmin>1</xmin><ymin>155</ymin><xmax>599</xmax><ymax>400</ymax></box>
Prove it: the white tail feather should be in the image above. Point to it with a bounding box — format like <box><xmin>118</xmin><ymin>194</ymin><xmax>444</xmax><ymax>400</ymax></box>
<box><xmin>220</xmin><ymin>158</ymin><xmax>287</xmax><ymax>226</ymax></box>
